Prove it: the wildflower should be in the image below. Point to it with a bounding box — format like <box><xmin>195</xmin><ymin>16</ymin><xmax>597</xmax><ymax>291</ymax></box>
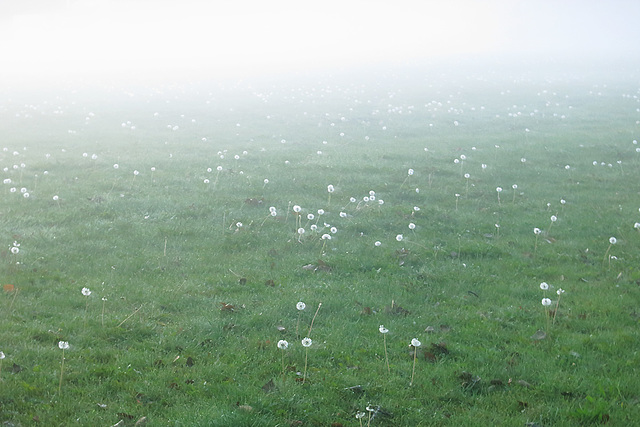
<box><xmin>317</xmin><ymin>209</ymin><xmax>325</xmax><ymax>215</ymax></box>
<box><xmin>307</xmin><ymin>213</ymin><xmax>314</xmax><ymax>220</ymax></box>
<box><xmin>301</xmin><ymin>337</ymin><xmax>312</xmax><ymax>347</ymax></box>
<box><xmin>609</xmin><ymin>237</ymin><xmax>617</xmax><ymax>245</ymax></box>
<box><xmin>297</xmin><ymin>302</ymin><xmax>306</xmax><ymax>311</ymax></box>
<box><xmin>58</xmin><ymin>341</ymin><xmax>69</xmax><ymax>350</ymax></box>
<box><xmin>236</xmin><ymin>222</ymin><xmax>243</xmax><ymax>228</ymax></box>
<box><xmin>556</xmin><ymin>288</ymin><xmax>565</xmax><ymax>296</ymax></box>
<box><xmin>82</xmin><ymin>287</ymin><xmax>91</xmax><ymax>296</ymax></box>
<box><xmin>534</xmin><ymin>228</ymin><xmax>541</xmax><ymax>235</ymax></box>
<box><xmin>396</xmin><ymin>234</ymin><xmax>403</xmax><ymax>242</ymax></box>
<box><xmin>407</xmin><ymin>168</ymin><xmax>414</xmax><ymax>175</ymax></box>
<box><xmin>408</xmin><ymin>223</ymin><xmax>416</xmax><ymax>230</ymax></box>
<box><xmin>374</xmin><ymin>241</ymin><xmax>381</xmax><ymax>247</ymax></box>
<box><xmin>321</xmin><ymin>234</ymin><xmax>331</xmax><ymax>240</ymax></box>
<box><xmin>550</xmin><ymin>215</ymin><xmax>557</xmax><ymax>222</ymax></box>
<box><xmin>277</xmin><ymin>340</ymin><xmax>289</xmax><ymax>350</ymax></box>
<box><xmin>411</xmin><ymin>338</ymin><xmax>421</xmax><ymax>347</ymax></box>
<box><xmin>10</xmin><ymin>246</ymin><xmax>19</xmax><ymax>255</ymax></box>
<box><xmin>541</xmin><ymin>298</ymin><xmax>552</xmax><ymax>306</ymax></box>
<box><xmin>330</xmin><ymin>227</ymin><xmax>337</xmax><ymax>234</ymax></box>
<box><xmin>540</xmin><ymin>282</ymin><xmax>549</xmax><ymax>290</ymax></box>
<box><xmin>293</xmin><ymin>205</ymin><xmax>301</xmax><ymax>213</ymax></box>
<box><xmin>327</xmin><ymin>184</ymin><xmax>334</xmax><ymax>193</ymax></box>
<box><xmin>379</xmin><ymin>325</ymin><xmax>388</xmax><ymax>334</ymax></box>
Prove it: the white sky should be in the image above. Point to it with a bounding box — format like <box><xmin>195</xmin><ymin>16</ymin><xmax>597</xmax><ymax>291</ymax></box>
<box><xmin>1</xmin><ymin>0</ymin><xmax>639</xmax><ymax>84</ymax></box>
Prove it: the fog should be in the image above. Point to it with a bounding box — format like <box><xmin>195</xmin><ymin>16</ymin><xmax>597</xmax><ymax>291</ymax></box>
<box><xmin>1</xmin><ymin>0</ymin><xmax>639</xmax><ymax>88</ymax></box>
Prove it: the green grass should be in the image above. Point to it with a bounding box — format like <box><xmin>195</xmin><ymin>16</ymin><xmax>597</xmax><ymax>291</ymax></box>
<box><xmin>1</xmin><ymin>64</ymin><xmax>640</xmax><ymax>426</ymax></box>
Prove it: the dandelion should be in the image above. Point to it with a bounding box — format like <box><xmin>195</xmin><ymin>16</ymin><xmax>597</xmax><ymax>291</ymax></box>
<box><xmin>410</xmin><ymin>338</ymin><xmax>421</xmax><ymax>386</ymax></box>
<box><xmin>301</xmin><ymin>337</ymin><xmax>312</xmax><ymax>384</ymax></box>
<box><xmin>295</xmin><ymin>301</ymin><xmax>305</xmax><ymax>337</ymax></box>
<box><xmin>540</xmin><ymin>282</ymin><xmax>549</xmax><ymax>291</ymax></box>
<box><xmin>297</xmin><ymin>227</ymin><xmax>305</xmax><ymax>242</ymax></box>
<box><xmin>101</xmin><ymin>297</ymin><xmax>107</xmax><ymax>327</ymax></box>
<box><xmin>533</xmin><ymin>227</ymin><xmax>542</xmax><ymax>256</ymax></box>
<box><xmin>320</xmin><ymin>233</ymin><xmax>331</xmax><ymax>256</ymax></box>
<box><xmin>603</xmin><ymin>236</ymin><xmax>617</xmax><ymax>265</ymax></box>
<box><xmin>355</xmin><ymin>411</ymin><xmax>366</xmax><ymax>427</ymax></box>
<box><xmin>496</xmin><ymin>187</ymin><xmax>502</xmax><ymax>205</ymax></box>
<box><xmin>548</xmin><ymin>215</ymin><xmax>558</xmax><ymax>234</ymax></box>
<box><xmin>512</xmin><ymin>184</ymin><xmax>518</xmax><ymax>203</ymax></box>
<box><xmin>263</xmin><ymin>178</ymin><xmax>269</xmax><ymax>188</ymax></box>
<box><xmin>634</xmin><ymin>222</ymin><xmax>640</xmax><ymax>233</ymax></box>
<box><xmin>277</xmin><ymin>340</ymin><xmax>288</xmax><ymax>383</ymax></box>
<box><xmin>455</xmin><ymin>193</ymin><xmax>460</xmax><ymax>210</ymax></box>
<box><xmin>542</xmin><ymin>298</ymin><xmax>552</xmax><ymax>331</ymax></box>
<box><xmin>396</xmin><ymin>234</ymin><xmax>403</xmax><ymax>242</ymax></box>
<box><xmin>481</xmin><ymin>163</ymin><xmax>487</xmax><ymax>171</ymax></box>
<box><xmin>10</xmin><ymin>246</ymin><xmax>19</xmax><ymax>255</ymax></box>
<box><xmin>0</xmin><ymin>350</ymin><xmax>4</xmax><ymax>378</ymax></box>
<box><xmin>379</xmin><ymin>325</ymin><xmax>390</xmax><ymax>373</ymax></box>
<box><xmin>553</xmin><ymin>289</ymin><xmax>565</xmax><ymax>325</ymax></box>
<box><xmin>374</xmin><ymin>241</ymin><xmax>381</xmax><ymax>247</ymax></box>
<box><xmin>82</xmin><ymin>287</ymin><xmax>91</xmax><ymax>323</ymax></box>
<box><xmin>58</xmin><ymin>341</ymin><xmax>69</xmax><ymax>395</ymax></box>
<box><xmin>400</xmin><ymin>168</ymin><xmax>414</xmax><ymax>188</ymax></box>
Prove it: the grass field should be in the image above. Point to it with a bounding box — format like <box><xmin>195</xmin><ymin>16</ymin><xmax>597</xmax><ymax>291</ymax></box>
<box><xmin>1</xmin><ymin>61</ymin><xmax>640</xmax><ymax>426</ymax></box>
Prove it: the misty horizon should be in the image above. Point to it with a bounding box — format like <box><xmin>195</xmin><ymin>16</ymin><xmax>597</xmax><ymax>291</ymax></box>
<box><xmin>1</xmin><ymin>0</ymin><xmax>639</xmax><ymax>88</ymax></box>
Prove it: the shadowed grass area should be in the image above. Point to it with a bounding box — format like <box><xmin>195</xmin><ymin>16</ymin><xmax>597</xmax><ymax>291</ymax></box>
<box><xmin>1</xmin><ymin>64</ymin><xmax>640</xmax><ymax>426</ymax></box>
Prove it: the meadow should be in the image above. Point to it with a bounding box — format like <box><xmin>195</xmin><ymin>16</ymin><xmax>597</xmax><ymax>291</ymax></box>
<box><xmin>1</xmin><ymin>61</ymin><xmax>640</xmax><ymax>426</ymax></box>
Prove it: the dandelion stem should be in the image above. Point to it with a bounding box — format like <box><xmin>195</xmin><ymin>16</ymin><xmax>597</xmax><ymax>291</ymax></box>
<box><xmin>302</xmin><ymin>347</ymin><xmax>309</xmax><ymax>384</ymax></box>
<box><xmin>410</xmin><ymin>346</ymin><xmax>417</xmax><ymax>386</ymax></box>
<box><xmin>553</xmin><ymin>296</ymin><xmax>561</xmax><ymax>325</ymax></box>
<box><xmin>58</xmin><ymin>349</ymin><xmax>65</xmax><ymax>395</ymax></box>
<box><xmin>307</xmin><ymin>303</ymin><xmax>322</xmax><ymax>337</ymax></box>
<box><xmin>383</xmin><ymin>334</ymin><xmax>390</xmax><ymax>374</ymax></box>
<box><xmin>281</xmin><ymin>351</ymin><xmax>286</xmax><ymax>384</ymax></box>
<box><xmin>117</xmin><ymin>304</ymin><xmax>144</xmax><ymax>328</ymax></box>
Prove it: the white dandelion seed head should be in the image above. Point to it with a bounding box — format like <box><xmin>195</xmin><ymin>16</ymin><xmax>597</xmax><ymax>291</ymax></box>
<box><xmin>293</xmin><ymin>205</ymin><xmax>301</xmax><ymax>213</ymax></box>
<box><xmin>236</xmin><ymin>222</ymin><xmax>243</xmax><ymax>228</ymax></box>
<box><xmin>53</xmin><ymin>195</ymin><xmax>59</xmax><ymax>201</ymax></box>
<box><xmin>609</xmin><ymin>237</ymin><xmax>617</xmax><ymax>244</ymax></box>
<box><xmin>327</xmin><ymin>184</ymin><xmax>335</xmax><ymax>193</ymax></box>
<box><xmin>301</xmin><ymin>337</ymin><xmax>312</xmax><ymax>347</ymax></box>
<box><xmin>349</xmin><ymin>197</ymin><xmax>356</xmax><ymax>203</ymax></box>
<box><xmin>464</xmin><ymin>173</ymin><xmax>470</xmax><ymax>179</ymax></box>
<box><xmin>82</xmin><ymin>287</ymin><xmax>91</xmax><ymax>296</ymax></box>
<box><xmin>133</xmin><ymin>170</ymin><xmax>139</xmax><ymax>176</ymax></box>
<box><xmin>454</xmin><ymin>158</ymin><xmax>460</xmax><ymax>164</ymax></box>
<box><xmin>534</xmin><ymin>227</ymin><xmax>542</xmax><ymax>235</ymax></box>
<box><xmin>322</xmin><ymin>233</ymin><xmax>331</xmax><ymax>240</ymax></box>
<box><xmin>411</xmin><ymin>338</ymin><xmax>421</xmax><ymax>347</ymax></box>
<box><xmin>297</xmin><ymin>227</ymin><xmax>305</xmax><ymax>235</ymax></box>
<box><xmin>565</xmin><ymin>165</ymin><xmax>571</xmax><ymax>170</ymax></box>
<box><xmin>203</xmin><ymin>179</ymin><xmax>210</xmax><ymax>184</ymax></box>
<box><xmin>374</xmin><ymin>241</ymin><xmax>381</xmax><ymax>247</ymax></box>
<box><xmin>379</xmin><ymin>325</ymin><xmax>389</xmax><ymax>334</ymax></box>
<box><xmin>297</xmin><ymin>301</ymin><xmax>306</xmax><ymax>311</ymax></box>
<box><xmin>317</xmin><ymin>209</ymin><xmax>325</xmax><ymax>215</ymax></box>
<box><xmin>557</xmin><ymin>288</ymin><xmax>565</xmax><ymax>296</ymax></box>
<box><xmin>330</xmin><ymin>226</ymin><xmax>337</xmax><ymax>234</ymax></box>
<box><xmin>634</xmin><ymin>222</ymin><xmax>640</xmax><ymax>229</ymax></box>
<box><xmin>542</xmin><ymin>298</ymin><xmax>552</xmax><ymax>306</ymax></box>
<box><xmin>407</xmin><ymin>168</ymin><xmax>414</xmax><ymax>175</ymax></box>
<box><xmin>277</xmin><ymin>340</ymin><xmax>289</xmax><ymax>350</ymax></box>
<box><xmin>560</xmin><ymin>199</ymin><xmax>566</xmax><ymax>204</ymax></box>
<box><xmin>23</xmin><ymin>192</ymin><xmax>29</xmax><ymax>198</ymax></box>
<box><xmin>496</xmin><ymin>187</ymin><xmax>503</xmax><ymax>193</ymax></box>
<box><xmin>378</xmin><ymin>199</ymin><xmax>384</xmax><ymax>205</ymax></box>
<box><xmin>339</xmin><ymin>212</ymin><xmax>347</xmax><ymax>218</ymax></box>
<box><xmin>307</xmin><ymin>213</ymin><xmax>315</xmax><ymax>220</ymax></box>
<box><xmin>369</xmin><ymin>190</ymin><xmax>375</xmax><ymax>196</ymax></box>
<box><xmin>512</xmin><ymin>184</ymin><xmax>518</xmax><ymax>189</ymax></box>
<box><xmin>481</xmin><ymin>163</ymin><xmax>487</xmax><ymax>169</ymax></box>
<box><xmin>10</xmin><ymin>246</ymin><xmax>19</xmax><ymax>254</ymax></box>
<box><xmin>408</xmin><ymin>223</ymin><xmax>416</xmax><ymax>230</ymax></box>
<box><xmin>58</xmin><ymin>341</ymin><xmax>69</xmax><ymax>350</ymax></box>
<box><xmin>310</xmin><ymin>224</ymin><xmax>318</xmax><ymax>231</ymax></box>
<box><xmin>264</xmin><ymin>178</ymin><xmax>269</xmax><ymax>184</ymax></box>
<box><xmin>396</xmin><ymin>234</ymin><xmax>404</xmax><ymax>241</ymax></box>
<box><xmin>460</xmin><ymin>154</ymin><xmax>466</xmax><ymax>160</ymax></box>
<box><xmin>540</xmin><ymin>282</ymin><xmax>549</xmax><ymax>290</ymax></box>
<box><xmin>551</xmin><ymin>215</ymin><xmax>557</xmax><ymax>222</ymax></box>
<box><xmin>413</xmin><ymin>206</ymin><xmax>420</xmax><ymax>211</ymax></box>
<box><xmin>0</xmin><ymin>351</ymin><xmax>5</xmax><ymax>359</ymax></box>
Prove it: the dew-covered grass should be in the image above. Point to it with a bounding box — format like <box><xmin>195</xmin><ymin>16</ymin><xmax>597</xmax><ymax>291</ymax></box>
<box><xmin>1</xmin><ymin>63</ymin><xmax>640</xmax><ymax>426</ymax></box>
